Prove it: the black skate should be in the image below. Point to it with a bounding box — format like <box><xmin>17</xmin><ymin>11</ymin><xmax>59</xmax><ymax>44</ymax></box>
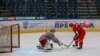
<box><xmin>72</xmin><ymin>45</ymin><xmax>78</xmax><ymax>48</ymax></box>
<box><xmin>77</xmin><ymin>47</ymin><xmax>82</xmax><ymax>49</ymax></box>
<box><xmin>37</xmin><ymin>45</ymin><xmax>43</xmax><ymax>49</ymax></box>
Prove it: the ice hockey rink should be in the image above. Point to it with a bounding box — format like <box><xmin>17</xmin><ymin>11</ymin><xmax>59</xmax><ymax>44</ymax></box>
<box><xmin>0</xmin><ymin>32</ymin><xmax>100</xmax><ymax>56</ymax></box>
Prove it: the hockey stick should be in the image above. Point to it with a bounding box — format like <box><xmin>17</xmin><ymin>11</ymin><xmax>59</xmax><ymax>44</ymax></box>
<box><xmin>67</xmin><ymin>40</ymin><xmax>74</xmax><ymax>48</ymax></box>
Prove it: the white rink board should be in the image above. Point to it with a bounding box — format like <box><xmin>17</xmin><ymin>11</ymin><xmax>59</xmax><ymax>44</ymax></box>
<box><xmin>0</xmin><ymin>20</ymin><xmax>100</xmax><ymax>31</ymax></box>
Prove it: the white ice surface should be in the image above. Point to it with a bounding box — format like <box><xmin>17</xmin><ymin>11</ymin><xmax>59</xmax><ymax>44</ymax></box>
<box><xmin>0</xmin><ymin>32</ymin><xmax>100</xmax><ymax>56</ymax></box>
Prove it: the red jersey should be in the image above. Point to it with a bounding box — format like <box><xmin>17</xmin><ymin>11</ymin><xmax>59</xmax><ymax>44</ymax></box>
<box><xmin>72</xmin><ymin>24</ymin><xmax>86</xmax><ymax>35</ymax></box>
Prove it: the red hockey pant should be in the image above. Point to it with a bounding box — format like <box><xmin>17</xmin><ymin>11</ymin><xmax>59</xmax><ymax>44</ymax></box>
<box><xmin>39</xmin><ymin>36</ymin><xmax>48</xmax><ymax>47</ymax></box>
<box><xmin>75</xmin><ymin>34</ymin><xmax>85</xmax><ymax>47</ymax></box>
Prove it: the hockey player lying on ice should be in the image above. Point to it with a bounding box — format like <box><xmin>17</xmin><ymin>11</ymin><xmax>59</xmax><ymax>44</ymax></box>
<box><xmin>37</xmin><ymin>28</ymin><xmax>67</xmax><ymax>52</ymax></box>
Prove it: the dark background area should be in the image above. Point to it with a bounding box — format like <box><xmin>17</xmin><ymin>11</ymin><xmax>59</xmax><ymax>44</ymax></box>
<box><xmin>0</xmin><ymin>0</ymin><xmax>100</xmax><ymax>19</ymax></box>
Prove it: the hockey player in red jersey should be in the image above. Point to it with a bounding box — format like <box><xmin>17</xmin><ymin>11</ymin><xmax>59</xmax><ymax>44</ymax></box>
<box><xmin>37</xmin><ymin>28</ymin><xmax>67</xmax><ymax>51</ymax></box>
<box><xmin>69</xmin><ymin>23</ymin><xmax>86</xmax><ymax>49</ymax></box>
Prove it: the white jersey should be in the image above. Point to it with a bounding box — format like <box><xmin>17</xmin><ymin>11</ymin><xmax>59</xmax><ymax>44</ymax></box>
<box><xmin>42</xmin><ymin>32</ymin><xmax>59</xmax><ymax>43</ymax></box>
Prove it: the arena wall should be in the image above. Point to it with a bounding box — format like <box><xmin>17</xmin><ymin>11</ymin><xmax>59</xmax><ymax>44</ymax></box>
<box><xmin>0</xmin><ymin>19</ymin><xmax>100</xmax><ymax>33</ymax></box>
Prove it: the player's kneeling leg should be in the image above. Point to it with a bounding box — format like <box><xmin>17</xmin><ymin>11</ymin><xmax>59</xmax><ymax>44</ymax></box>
<box><xmin>43</xmin><ymin>42</ymin><xmax>53</xmax><ymax>52</ymax></box>
<box><xmin>38</xmin><ymin>37</ymin><xmax>48</xmax><ymax>49</ymax></box>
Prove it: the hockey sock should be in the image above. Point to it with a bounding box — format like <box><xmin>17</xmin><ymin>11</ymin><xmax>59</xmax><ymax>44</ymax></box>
<box><xmin>75</xmin><ymin>41</ymin><xmax>78</xmax><ymax>46</ymax></box>
<box><xmin>79</xmin><ymin>42</ymin><xmax>83</xmax><ymax>48</ymax></box>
